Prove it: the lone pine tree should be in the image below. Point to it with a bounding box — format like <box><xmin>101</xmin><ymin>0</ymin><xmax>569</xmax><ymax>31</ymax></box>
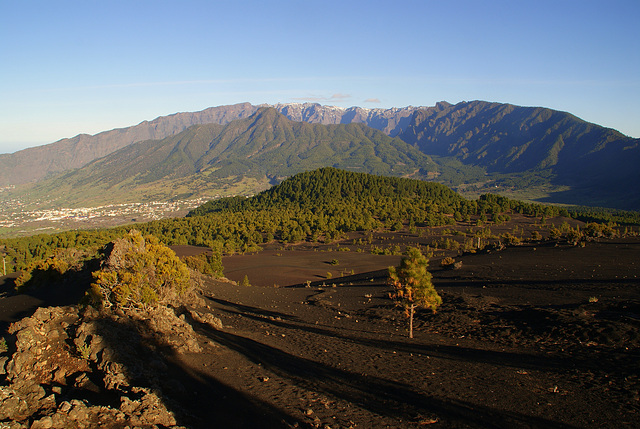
<box><xmin>388</xmin><ymin>247</ymin><xmax>441</xmax><ymax>338</ymax></box>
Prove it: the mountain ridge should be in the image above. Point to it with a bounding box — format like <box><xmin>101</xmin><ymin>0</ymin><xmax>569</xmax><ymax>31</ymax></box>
<box><xmin>399</xmin><ymin>100</ymin><xmax>640</xmax><ymax>208</ymax></box>
<box><xmin>24</xmin><ymin>108</ymin><xmax>440</xmax><ymax>207</ymax></box>
<box><xmin>2</xmin><ymin>100</ymin><xmax>638</xmax><ymax>210</ymax></box>
<box><xmin>0</xmin><ymin>102</ymin><xmax>429</xmax><ymax>185</ymax></box>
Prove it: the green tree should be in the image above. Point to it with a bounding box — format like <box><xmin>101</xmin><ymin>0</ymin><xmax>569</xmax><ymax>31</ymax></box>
<box><xmin>388</xmin><ymin>247</ymin><xmax>441</xmax><ymax>338</ymax></box>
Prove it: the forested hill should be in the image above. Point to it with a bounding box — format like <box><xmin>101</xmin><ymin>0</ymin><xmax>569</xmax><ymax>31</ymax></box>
<box><xmin>4</xmin><ymin>167</ymin><xmax>639</xmax><ymax>272</ymax></box>
<box><xmin>189</xmin><ymin>167</ymin><xmax>469</xmax><ymax>216</ymax></box>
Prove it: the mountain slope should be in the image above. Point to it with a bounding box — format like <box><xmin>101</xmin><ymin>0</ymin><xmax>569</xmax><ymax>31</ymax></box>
<box><xmin>400</xmin><ymin>100</ymin><xmax>639</xmax><ymax>173</ymax></box>
<box><xmin>0</xmin><ymin>103</ymin><xmax>259</xmax><ymax>186</ymax></box>
<box><xmin>27</xmin><ymin>108</ymin><xmax>439</xmax><ymax>207</ymax></box>
<box><xmin>400</xmin><ymin>100</ymin><xmax>640</xmax><ymax>209</ymax></box>
<box><xmin>3</xmin><ymin>100</ymin><xmax>639</xmax><ymax>210</ymax></box>
<box><xmin>0</xmin><ymin>103</ymin><xmax>427</xmax><ymax>186</ymax></box>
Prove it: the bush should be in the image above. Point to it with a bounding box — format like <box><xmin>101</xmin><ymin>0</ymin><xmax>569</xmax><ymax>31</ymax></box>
<box><xmin>549</xmin><ymin>227</ymin><xmax>562</xmax><ymax>240</ymax></box>
<box><xmin>500</xmin><ymin>233</ymin><xmax>521</xmax><ymax>246</ymax></box>
<box><xmin>583</xmin><ymin>222</ymin><xmax>617</xmax><ymax>239</ymax></box>
<box><xmin>440</xmin><ymin>256</ymin><xmax>456</xmax><ymax>267</ymax></box>
<box><xmin>89</xmin><ymin>230</ymin><xmax>190</xmax><ymax>308</ymax></box>
<box><xmin>530</xmin><ymin>230</ymin><xmax>542</xmax><ymax>241</ymax></box>
<box><xmin>184</xmin><ymin>252</ymin><xmax>224</xmax><ymax>277</ymax></box>
<box><xmin>14</xmin><ymin>248</ymin><xmax>91</xmax><ymax>292</ymax></box>
<box><xmin>566</xmin><ymin>228</ymin><xmax>582</xmax><ymax>245</ymax></box>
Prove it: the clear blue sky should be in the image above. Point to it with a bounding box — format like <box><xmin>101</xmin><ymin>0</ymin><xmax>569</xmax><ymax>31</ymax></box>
<box><xmin>1</xmin><ymin>0</ymin><xmax>639</xmax><ymax>154</ymax></box>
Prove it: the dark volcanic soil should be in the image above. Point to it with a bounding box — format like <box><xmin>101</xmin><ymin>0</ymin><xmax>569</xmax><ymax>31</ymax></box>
<box><xmin>165</xmin><ymin>238</ymin><xmax>640</xmax><ymax>428</ymax></box>
<box><xmin>2</xmin><ymin>235</ymin><xmax>639</xmax><ymax>428</ymax></box>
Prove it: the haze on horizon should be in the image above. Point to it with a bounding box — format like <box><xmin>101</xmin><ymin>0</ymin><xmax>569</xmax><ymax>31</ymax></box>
<box><xmin>1</xmin><ymin>0</ymin><xmax>639</xmax><ymax>154</ymax></box>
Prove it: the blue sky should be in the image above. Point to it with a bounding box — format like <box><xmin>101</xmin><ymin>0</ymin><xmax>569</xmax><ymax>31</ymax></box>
<box><xmin>1</xmin><ymin>0</ymin><xmax>639</xmax><ymax>154</ymax></box>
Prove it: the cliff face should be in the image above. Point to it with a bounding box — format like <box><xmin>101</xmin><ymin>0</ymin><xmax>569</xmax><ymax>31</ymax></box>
<box><xmin>273</xmin><ymin>103</ymin><xmax>426</xmax><ymax>136</ymax></box>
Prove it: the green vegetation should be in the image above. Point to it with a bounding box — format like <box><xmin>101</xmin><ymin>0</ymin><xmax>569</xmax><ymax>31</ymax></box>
<box><xmin>1</xmin><ymin>168</ymin><xmax>638</xmax><ymax>281</ymax></box>
<box><xmin>440</xmin><ymin>256</ymin><xmax>456</xmax><ymax>267</ymax></box>
<box><xmin>403</xmin><ymin>101</ymin><xmax>640</xmax><ymax>211</ymax></box>
<box><xmin>13</xmin><ymin>248</ymin><xmax>96</xmax><ymax>292</ymax></box>
<box><xmin>88</xmin><ymin>230</ymin><xmax>190</xmax><ymax>308</ymax></box>
<box><xmin>567</xmin><ymin>207</ymin><xmax>640</xmax><ymax>226</ymax></box>
<box><xmin>183</xmin><ymin>252</ymin><xmax>224</xmax><ymax>278</ymax></box>
<box><xmin>389</xmin><ymin>247</ymin><xmax>441</xmax><ymax>338</ymax></box>
<box><xmin>76</xmin><ymin>343</ymin><xmax>91</xmax><ymax>360</ymax></box>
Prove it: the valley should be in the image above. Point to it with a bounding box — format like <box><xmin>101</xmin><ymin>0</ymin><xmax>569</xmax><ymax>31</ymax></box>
<box><xmin>3</xmin><ymin>2</ymin><xmax>637</xmax><ymax>426</ymax></box>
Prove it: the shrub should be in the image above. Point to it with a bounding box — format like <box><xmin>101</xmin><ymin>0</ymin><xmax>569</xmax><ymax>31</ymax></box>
<box><xmin>583</xmin><ymin>222</ymin><xmax>617</xmax><ymax>239</ymax></box>
<box><xmin>89</xmin><ymin>230</ymin><xmax>190</xmax><ymax>308</ymax></box>
<box><xmin>440</xmin><ymin>256</ymin><xmax>456</xmax><ymax>267</ymax></box>
<box><xmin>184</xmin><ymin>252</ymin><xmax>223</xmax><ymax>277</ymax></box>
<box><xmin>14</xmin><ymin>248</ymin><xmax>91</xmax><ymax>292</ymax></box>
<box><xmin>566</xmin><ymin>228</ymin><xmax>582</xmax><ymax>245</ymax></box>
<box><xmin>501</xmin><ymin>233</ymin><xmax>521</xmax><ymax>246</ymax></box>
<box><xmin>549</xmin><ymin>227</ymin><xmax>562</xmax><ymax>240</ymax></box>
<box><xmin>435</xmin><ymin>238</ymin><xmax>460</xmax><ymax>251</ymax></box>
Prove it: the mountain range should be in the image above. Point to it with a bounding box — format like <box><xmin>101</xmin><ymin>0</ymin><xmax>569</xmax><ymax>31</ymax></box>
<box><xmin>0</xmin><ymin>102</ymin><xmax>423</xmax><ymax>185</ymax></box>
<box><xmin>2</xmin><ymin>101</ymin><xmax>638</xmax><ymax>210</ymax></box>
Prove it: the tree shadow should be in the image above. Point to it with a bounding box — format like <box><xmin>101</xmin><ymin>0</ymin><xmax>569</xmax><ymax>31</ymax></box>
<box><xmin>209</xmin><ymin>297</ymin><xmax>301</xmax><ymax>322</ymax></box>
<box><xmin>192</xmin><ymin>319</ymin><xmax>577</xmax><ymax>428</ymax></box>
<box><xmin>0</xmin><ymin>265</ymin><xmax>92</xmax><ymax>333</ymax></box>
<box><xmin>210</xmin><ymin>298</ymin><xmax>580</xmax><ymax>374</ymax></box>
<box><xmin>89</xmin><ymin>310</ymin><xmax>304</xmax><ymax>428</ymax></box>
<box><xmin>288</xmin><ymin>268</ymin><xmax>391</xmax><ymax>288</ymax></box>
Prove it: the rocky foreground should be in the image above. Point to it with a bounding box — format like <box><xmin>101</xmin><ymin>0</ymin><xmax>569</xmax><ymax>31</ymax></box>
<box><xmin>0</xmin><ymin>301</ymin><xmax>223</xmax><ymax>428</ymax></box>
<box><xmin>0</xmin><ymin>237</ymin><xmax>639</xmax><ymax>428</ymax></box>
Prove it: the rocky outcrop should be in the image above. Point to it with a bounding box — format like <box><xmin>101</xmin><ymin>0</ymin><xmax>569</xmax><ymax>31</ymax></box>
<box><xmin>273</xmin><ymin>103</ymin><xmax>423</xmax><ymax>136</ymax></box>
<box><xmin>0</xmin><ymin>303</ymin><xmax>220</xmax><ymax>427</ymax></box>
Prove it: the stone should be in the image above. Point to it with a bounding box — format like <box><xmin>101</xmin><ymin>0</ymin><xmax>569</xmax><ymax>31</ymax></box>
<box><xmin>30</xmin><ymin>416</ymin><xmax>53</xmax><ymax>429</ymax></box>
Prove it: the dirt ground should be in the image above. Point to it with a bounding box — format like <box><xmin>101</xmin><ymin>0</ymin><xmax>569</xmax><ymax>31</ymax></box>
<box><xmin>1</xmin><ymin>222</ymin><xmax>639</xmax><ymax>428</ymax></box>
<box><xmin>163</xmin><ymin>235</ymin><xmax>640</xmax><ymax>428</ymax></box>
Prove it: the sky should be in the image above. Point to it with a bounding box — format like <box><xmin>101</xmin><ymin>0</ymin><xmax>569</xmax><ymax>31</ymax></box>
<box><xmin>1</xmin><ymin>0</ymin><xmax>639</xmax><ymax>154</ymax></box>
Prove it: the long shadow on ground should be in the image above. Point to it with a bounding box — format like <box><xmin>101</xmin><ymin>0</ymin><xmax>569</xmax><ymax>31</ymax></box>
<box><xmin>192</xmin><ymin>317</ymin><xmax>577</xmax><ymax>428</ymax></box>
<box><xmin>92</xmin><ymin>313</ymin><xmax>304</xmax><ymax>428</ymax></box>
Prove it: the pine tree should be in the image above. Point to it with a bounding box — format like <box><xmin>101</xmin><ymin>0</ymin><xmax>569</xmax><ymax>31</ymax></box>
<box><xmin>241</xmin><ymin>275</ymin><xmax>251</xmax><ymax>287</ymax></box>
<box><xmin>388</xmin><ymin>247</ymin><xmax>441</xmax><ymax>338</ymax></box>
